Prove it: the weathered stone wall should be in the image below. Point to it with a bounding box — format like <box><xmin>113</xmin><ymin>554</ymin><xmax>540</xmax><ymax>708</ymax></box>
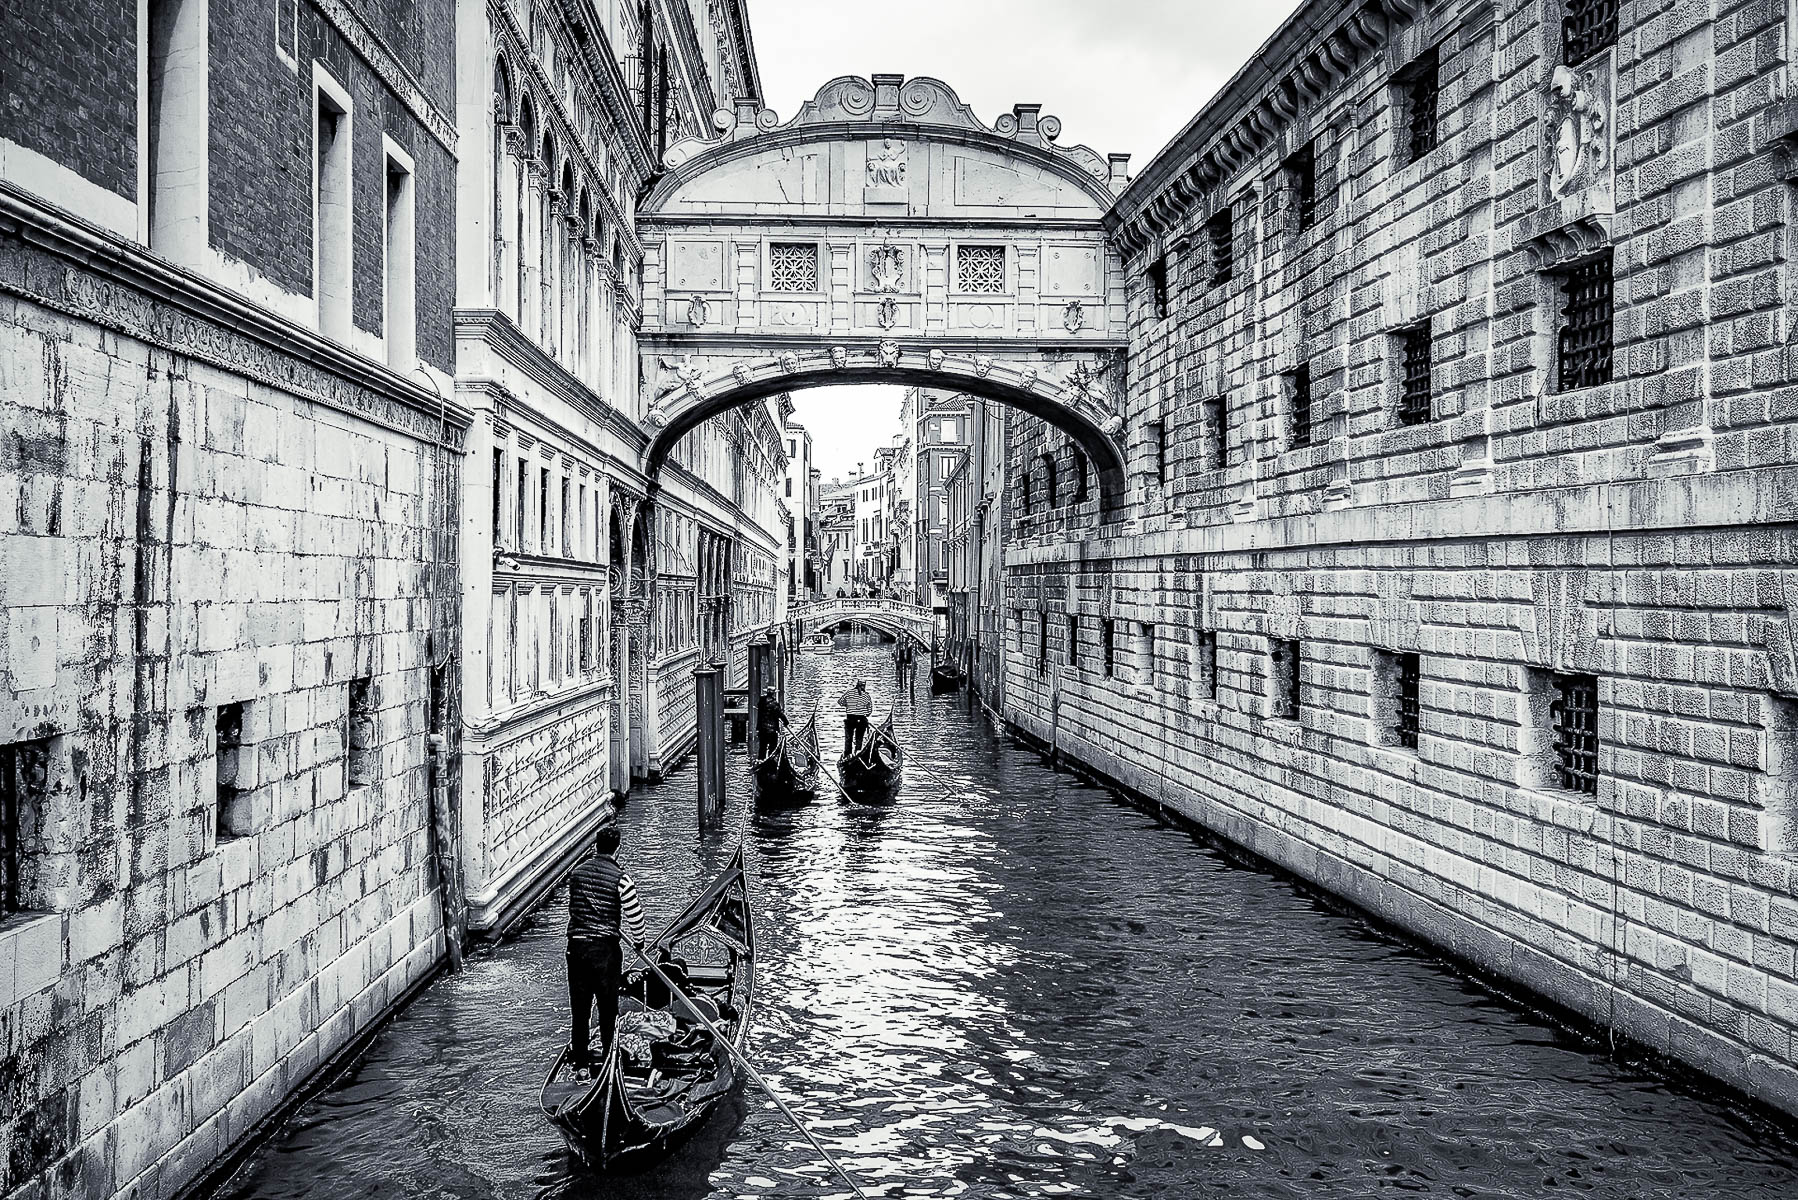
<box><xmin>1005</xmin><ymin>0</ymin><xmax>1798</xmax><ymax>1115</ymax></box>
<box><xmin>0</xmin><ymin>209</ymin><xmax>464</xmax><ymax>1198</ymax></box>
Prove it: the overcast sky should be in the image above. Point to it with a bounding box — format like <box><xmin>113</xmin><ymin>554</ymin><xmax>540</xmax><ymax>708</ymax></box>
<box><xmin>750</xmin><ymin>0</ymin><xmax>1304</xmax><ymax>481</ymax></box>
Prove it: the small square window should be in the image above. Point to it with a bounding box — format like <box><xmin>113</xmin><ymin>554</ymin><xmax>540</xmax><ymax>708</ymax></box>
<box><xmin>1102</xmin><ymin>619</ymin><xmax>1117</xmax><ymax>679</ymax></box>
<box><xmin>216</xmin><ymin>702</ymin><xmax>252</xmax><ymax>840</ymax></box>
<box><xmin>768</xmin><ymin>242</ymin><xmax>819</xmax><ymax>292</ymax></box>
<box><xmin>1288</xmin><ymin>142</ymin><xmax>1317</xmax><ymax>233</ymax></box>
<box><xmin>1148</xmin><ymin>255</ymin><xmax>1170</xmax><ymax>319</ymax></box>
<box><xmin>1398</xmin><ymin>321</ymin><xmax>1433</xmax><ymax>427</ymax></box>
<box><xmin>1556</xmin><ymin>251</ymin><xmax>1613</xmax><ymax>392</ymax></box>
<box><xmin>1287</xmin><ymin>364</ymin><xmax>1312</xmax><ymax>449</ymax></box>
<box><xmin>1192</xmin><ymin>627</ymin><xmax>1219</xmax><ymax>707</ymax></box>
<box><xmin>1399</xmin><ymin>47</ymin><xmax>1440</xmax><ymax>166</ymax></box>
<box><xmin>1202</xmin><ymin>398</ymin><xmax>1226</xmax><ymax>470</ymax></box>
<box><xmin>1373</xmin><ymin>650</ymin><xmax>1422</xmax><ymax>750</ymax></box>
<box><xmin>347</xmin><ymin>677</ymin><xmax>377</xmax><ymax>787</ymax></box>
<box><xmin>1271</xmin><ymin>639</ymin><xmax>1301</xmax><ymax>720</ymax></box>
<box><xmin>1550</xmin><ymin>672</ymin><xmax>1600</xmax><ymax>794</ymax></box>
<box><xmin>1562</xmin><ymin>0</ymin><xmax>1618</xmax><ymax>64</ymax></box>
<box><xmin>957</xmin><ymin>245</ymin><xmax>1006</xmax><ymax>294</ymax></box>
<box><xmin>1206</xmin><ymin>209</ymin><xmax>1234</xmax><ymax>285</ymax></box>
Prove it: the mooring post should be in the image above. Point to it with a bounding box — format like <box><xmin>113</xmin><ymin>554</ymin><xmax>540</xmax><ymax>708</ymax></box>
<box><xmin>747</xmin><ymin>640</ymin><xmax>769</xmax><ymax>757</ymax></box>
<box><xmin>694</xmin><ymin>663</ymin><xmax>723</xmax><ymax>831</ymax></box>
<box><xmin>767</xmin><ymin>628</ymin><xmax>784</xmax><ymax>707</ymax></box>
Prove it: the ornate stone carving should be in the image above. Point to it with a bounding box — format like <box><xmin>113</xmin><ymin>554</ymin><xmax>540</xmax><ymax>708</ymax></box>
<box><xmin>1063</xmin><ymin>359</ymin><xmax>1111</xmax><ymax>405</ymax></box>
<box><xmin>926</xmin><ymin>348</ymin><xmax>946</xmax><ymax>372</ymax></box>
<box><xmin>778</xmin><ymin>351</ymin><xmax>800</xmax><ymax>374</ymax></box>
<box><xmin>1547</xmin><ymin>63</ymin><xmax>1611</xmax><ymax>202</ymax></box>
<box><xmin>1063</xmin><ymin>300</ymin><xmax>1085</xmax><ymax>334</ymax></box>
<box><xmin>685</xmin><ymin>295</ymin><xmax>708</xmax><ymax>326</ymax></box>
<box><xmin>867</xmin><ymin>139</ymin><xmax>907</xmax><ymax>189</ymax></box>
<box><xmin>1017</xmin><ymin>366</ymin><xmax>1038</xmax><ymax>389</ymax></box>
<box><xmin>877</xmin><ymin>340</ymin><xmax>902</xmax><ymax>368</ymax></box>
<box><xmin>732</xmin><ymin>361</ymin><xmax>753</xmax><ymax>387</ymax></box>
<box><xmin>657</xmin><ymin>355</ymin><xmax>705</xmax><ymax>396</ymax></box>
<box><xmin>829</xmin><ymin>345</ymin><xmax>849</xmax><ymax>369</ymax></box>
<box><xmin>973</xmin><ymin>355</ymin><xmax>994</xmax><ymax>378</ymax></box>
<box><xmin>644</xmin><ymin>404</ymin><xmax>672</xmax><ymax>431</ymax></box>
<box><xmin>868</xmin><ymin>242</ymin><xmax>905</xmax><ymax>292</ymax></box>
<box><xmin>877</xmin><ymin>296</ymin><xmax>899</xmax><ymax>330</ymax></box>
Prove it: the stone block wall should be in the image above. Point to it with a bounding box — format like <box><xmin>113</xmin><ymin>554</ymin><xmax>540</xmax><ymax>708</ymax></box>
<box><xmin>0</xmin><ymin>205</ymin><xmax>464</xmax><ymax>1198</ymax></box>
<box><xmin>1005</xmin><ymin>0</ymin><xmax>1798</xmax><ymax>1115</ymax></box>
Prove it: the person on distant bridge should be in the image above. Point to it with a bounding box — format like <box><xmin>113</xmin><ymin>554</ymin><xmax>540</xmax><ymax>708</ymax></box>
<box><xmin>757</xmin><ymin>686</ymin><xmax>788</xmax><ymax>758</ymax></box>
<box><xmin>565</xmin><ymin>808</ymin><xmax>645</xmax><ymax>1079</ymax></box>
<box><xmin>840</xmin><ymin>679</ymin><xmax>874</xmax><ymax>753</ymax></box>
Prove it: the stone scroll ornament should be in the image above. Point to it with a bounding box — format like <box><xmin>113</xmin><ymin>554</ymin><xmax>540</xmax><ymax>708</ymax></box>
<box><xmin>869</xmin><ymin>242</ymin><xmax>905</xmax><ymax>293</ymax></box>
<box><xmin>1547</xmin><ymin>63</ymin><xmax>1610</xmax><ymax>201</ymax></box>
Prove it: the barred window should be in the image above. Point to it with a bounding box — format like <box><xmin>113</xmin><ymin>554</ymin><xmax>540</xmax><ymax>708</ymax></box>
<box><xmin>1288</xmin><ymin>364</ymin><xmax>1312</xmax><ymax>449</ymax></box>
<box><xmin>1400</xmin><ymin>47</ymin><xmax>1440</xmax><ymax>165</ymax></box>
<box><xmin>1193</xmin><ymin>627</ymin><xmax>1218</xmax><ymax>704</ymax></box>
<box><xmin>1149</xmin><ymin>420</ymin><xmax>1168</xmax><ymax>484</ymax></box>
<box><xmin>1562</xmin><ymin>0</ymin><xmax>1617</xmax><ymax>65</ymax></box>
<box><xmin>1398</xmin><ymin>321</ymin><xmax>1432</xmax><ymax>427</ymax></box>
<box><xmin>1067</xmin><ymin>615</ymin><xmax>1079</xmax><ymax>667</ymax></box>
<box><xmin>1148</xmin><ymin>255</ymin><xmax>1170</xmax><ymax>319</ymax></box>
<box><xmin>1396</xmin><ymin>652</ymin><xmax>1421</xmax><ymax>749</ymax></box>
<box><xmin>1073</xmin><ymin>447</ymin><xmax>1089</xmax><ymax>501</ymax></box>
<box><xmin>0</xmin><ymin>738</ymin><xmax>50</xmax><ymax>914</ymax></box>
<box><xmin>1202</xmin><ymin>398</ymin><xmax>1226</xmax><ymax>470</ymax></box>
<box><xmin>768</xmin><ymin>242</ymin><xmax>818</xmax><ymax>292</ymax></box>
<box><xmin>1271</xmin><ymin>639</ymin><xmax>1301</xmax><ymax>720</ymax></box>
<box><xmin>1550</xmin><ymin>672</ymin><xmax>1600</xmax><ymax>794</ymax></box>
<box><xmin>1037</xmin><ymin>613</ymin><xmax>1048</xmax><ymax>676</ymax></box>
<box><xmin>1289</xmin><ymin>142</ymin><xmax>1317</xmax><ymax>233</ymax></box>
<box><xmin>1103</xmin><ymin>619</ymin><xmax>1117</xmax><ymax>678</ymax></box>
<box><xmin>215</xmin><ymin>702</ymin><xmax>249</xmax><ymax>840</ymax></box>
<box><xmin>957</xmin><ymin>244</ymin><xmax>1007</xmax><ymax>293</ymax></box>
<box><xmin>1556</xmin><ymin>251</ymin><xmax>1613</xmax><ymax>392</ymax></box>
<box><xmin>1206</xmin><ymin>209</ymin><xmax>1234</xmax><ymax>285</ymax></box>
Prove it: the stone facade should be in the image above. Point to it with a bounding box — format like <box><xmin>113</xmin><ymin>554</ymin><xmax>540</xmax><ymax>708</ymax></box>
<box><xmin>0</xmin><ymin>3</ymin><xmax>465</xmax><ymax>1195</ymax></box>
<box><xmin>1006</xmin><ymin>0</ymin><xmax>1798</xmax><ymax>1115</ymax></box>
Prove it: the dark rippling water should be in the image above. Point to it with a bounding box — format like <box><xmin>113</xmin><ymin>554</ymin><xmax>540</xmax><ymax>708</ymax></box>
<box><xmin>217</xmin><ymin>645</ymin><xmax>1798</xmax><ymax>1199</ymax></box>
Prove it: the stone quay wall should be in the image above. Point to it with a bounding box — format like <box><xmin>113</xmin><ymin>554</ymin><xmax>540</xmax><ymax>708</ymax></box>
<box><xmin>0</xmin><ymin>201</ymin><xmax>466</xmax><ymax>1198</ymax></box>
<box><xmin>1005</xmin><ymin>0</ymin><xmax>1798</xmax><ymax>1115</ymax></box>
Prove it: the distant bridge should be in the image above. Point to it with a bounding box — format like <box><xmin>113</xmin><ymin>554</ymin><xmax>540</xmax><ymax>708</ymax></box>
<box><xmin>789</xmin><ymin>598</ymin><xmax>933</xmax><ymax>647</ymax></box>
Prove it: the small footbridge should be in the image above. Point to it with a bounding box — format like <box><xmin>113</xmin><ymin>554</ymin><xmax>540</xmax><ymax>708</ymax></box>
<box><xmin>790</xmin><ymin>598</ymin><xmax>933</xmax><ymax>646</ymax></box>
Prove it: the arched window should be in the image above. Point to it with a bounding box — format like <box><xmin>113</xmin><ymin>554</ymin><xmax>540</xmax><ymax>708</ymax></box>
<box><xmin>1039</xmin><ymin>452</ymin><xmax>1057</xmax><ymax>509</ymax></box>
<box><xmin>492</xmin><ymin>59</ymin><xmax>511</xmax><ymax>305</ymax></box>
<box><xmin>517</xmin><ymin>98</ymin><xmax>536</xmax><ymax>323</ymax></box>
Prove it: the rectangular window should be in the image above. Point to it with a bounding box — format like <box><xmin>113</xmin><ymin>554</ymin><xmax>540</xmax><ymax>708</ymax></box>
<box><xmin>1102</xmin><ymin>618</ymin><xmax>1116</xmax><ymax>679</ymax></box>
<box><xmin>560</xmin><ymin>478</ymin><xmax>572</xmax><ymax>555</ymax></box>
<box><xmin>1556</xmin><ymin>250</ymin><xmax>1614</xmax><ymax>392</ymax></box>
<box><xmin>492</xmin><ymin>449</ymin><xmax>504</xmax><ymax>540</ymax></box>
<box><xmin>1148</xmin><ymin>255</ymin><xmax>1170</xmax><ymax>320</ymax></box>
<box><xmin>1550</xmin><ymin>672</ymin><xmax>1600</xmax><ymax>795</ymax></box>
<box><xmin>957</xmin><ymin>245</ymin><xmax>1007</xmax><ymax>294</ymax></box>
<box><xmin>1271</xmin><ymin>639</ymin><xmax>1301</xmax><ymax>720</ymax></box>
<box><xmin>215</xmin><ymin>702</ymin><xmax>250</xmax><ymax>839</ymax></box>
<box><xmin>1289</xmin><ymin>141</ymin><xmax>1317</xmax><ymax>233</ymax></box>
<box><xmin>1150</xmin><ymin>420</ymin><xmax>1168</xmax><ymax>485</ymax></box>
<box><xmin>539</xmin><ymin>468</ymin><xmax>550</xmax><ymax>550</ymax></box>
<box><xmin>1140</xmin><ymin>623</ymin><xmax>1156</xmax><ymax>685</ymax></box>
<box><xmin>1767</xmin><ymin>696</ymin><xmax>1798</xmax><ymax>854</ymax></box>
<box><xmin>315</xmin><ymin>74</ymin><xmax>353</xmax><ymax>340</ymax></box>
<box><xmin>786</xmin><ymin>478</ymin><xmax>793</xmax><ymax>497</ymax></box>
<box><xmin>0</xmin><ymin>738</ymin><xmax>50</xmax><ymax>914</ymax></box>
<box><xmin>1398</xmin><ymin>320</ymin><xmax>1433</xmax><ymax>427</ymax></box>
<box><xmin>1067</xmin><ymin>615</ymin><xmax>1079</xmax><ymax>667</ymax></box>
<box><xmin>1192</xmin><ymin>627</ymin><xmax>1218</xmax><ymax>706</ymax></box>
<box><xmin>515</xmin><ymin>457</ymin><xmax>528</xmax><ymax>549</ymax></box>
<box><xmin>1400</xmin><ymin>46</ymin><xmax>1440</xmax><ymax>166</ymax></box>
<box><xmin>1373</xmin><ymin>650</ymin><xmax>1421</xmax><ymax>749</ymax></box>
<box><xmin>146</xmin><ymin>0</ymin><xmax>209</xmax><ymax>263</ymax></box>
<box><xmin>1202</xmin><ymin>398</ymin><xmax>1226</xmax><ymax>470</ymax></box>
<box><xmin>383</xmin><ymin>149</ymin><xmax>416</xmax><ymax>370</ymax></box>
<box><xmin>1206</xmin><ymin>209</ymin><xmax>1233</xmax><ymax>285</ymax></box>
<box><xmin>1037</xmin><ymin>613</ymin><xmax>1048</xmax><ymax>676</ymax></box>
<box><xmin>768</xmin><ymin>242</ymin><xmax>818</xmax><ymax>292</ymax></box>
<box><xmin>1288</xmin><ymin>364</ymin><xmax>1312</xmax><ymax>449</ymax></box>
<box><xmin>1562</xmin><ymin>0</ymin><xmax>1618</xmax><ymax>64</ymax></box>
<box><xmin>347</xmin><ymin>677</ymin><xmax>376</xmax><ymax>787</ymax></box>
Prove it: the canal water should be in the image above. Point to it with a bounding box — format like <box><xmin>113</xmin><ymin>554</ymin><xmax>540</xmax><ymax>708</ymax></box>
<box><xmin>218</xmin><ymin>645</ymin><xmax>1798</xmax><ymax>1199</ymax></box>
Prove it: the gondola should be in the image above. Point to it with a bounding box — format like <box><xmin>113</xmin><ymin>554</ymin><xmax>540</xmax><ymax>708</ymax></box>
<box><xmin>753</xmin><ymin>714</ymin><xmax>820</xmax><ymax>808</ymax></box>
<box><xmin>838</xmin><ymin>713</ymin><xmax>902</xmax><ymax>798</ymax></box>
<box><xmin>539</xmin><ymin>845</ymin><xmax>755</xmax><ymax>1171</ymax></box>
<box><xmin>929</xmin><ymin>659</ymin><xmax>963</xmax><ymax>693</ymax></box>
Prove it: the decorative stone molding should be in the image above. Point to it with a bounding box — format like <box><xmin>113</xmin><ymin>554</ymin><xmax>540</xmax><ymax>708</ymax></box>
<box><xmin>1547</xmin><ymin>61</ymin><xmax>1611</xmax><ymax>203</ymax></box>
<box><xmin>1645</xmin><ymin>425</ymin><xmax>1716</xmax><ymax>477</ymax></box>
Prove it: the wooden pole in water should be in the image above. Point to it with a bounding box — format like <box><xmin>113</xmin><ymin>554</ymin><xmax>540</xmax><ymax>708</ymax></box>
<box><xmin>693</xmin><ymin>663</ymin><xmax>723</xmax><ymax>831</ymax></box>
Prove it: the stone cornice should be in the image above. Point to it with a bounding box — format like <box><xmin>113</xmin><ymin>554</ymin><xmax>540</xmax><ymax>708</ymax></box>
<box><xmin>317</xmin><ymin>0</ymin><xmax>457</xmax><ymax>152</ymax></box>
<box><xmin>1107</xmin><ymin>0</ymin><xmax>1424</xmax><ymax>259</ymax></box>
<box><xmin>0</xmin><ymin>184</ymin><xmax>469</xmax><ymax>448</ymax></box>
<box><xmin>457</xmin><ymin>308</ymin><xmax>648</xmax><ymax>453</ymax></box>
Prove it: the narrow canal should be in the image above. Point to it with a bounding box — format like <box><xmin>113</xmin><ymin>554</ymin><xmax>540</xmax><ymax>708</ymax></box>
<box><xmin>218</xmin><ymin>645</ymin><xmax>1798</xmax><ymax>1199</ymax></box>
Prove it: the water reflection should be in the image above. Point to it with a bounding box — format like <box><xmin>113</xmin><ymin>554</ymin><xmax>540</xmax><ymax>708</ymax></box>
<box><xmin>217</xmin><ymin>646</ymin><xmax>1798</xmax><ymax>1199</ymax></box>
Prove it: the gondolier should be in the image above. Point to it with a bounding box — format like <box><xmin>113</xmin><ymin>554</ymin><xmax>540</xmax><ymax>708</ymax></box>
<box><xmin>756</xmin><ymin>686</ymin><xmax>788</xmax><ymax>757</ymax></box>
<box><xmin>839</xmin><ymin>680</ymin><xmax>874</xmax><ymax>753</ymax></box>
<box><xmin>566</xmin><ymin>810</ymin><xmax>646</xmax><ymax>1077</ymax></box>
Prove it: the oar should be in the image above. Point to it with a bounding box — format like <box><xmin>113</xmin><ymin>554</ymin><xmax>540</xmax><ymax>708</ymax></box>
<box><xmin>629</xmin><ymin>949</ymin><xmax>873</xmax><ymax>1200</ymax></box>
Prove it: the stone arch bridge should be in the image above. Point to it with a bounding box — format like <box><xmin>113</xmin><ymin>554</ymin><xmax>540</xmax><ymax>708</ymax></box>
<box><xmin>790</xmin><ymin>598</ymin><xmax>934</xmax><ymax>647</ymax></box>
<box><xmin>635</xmin><ymin>74</ymin><xmax>1134</xmax><ymax>510</ymax></box>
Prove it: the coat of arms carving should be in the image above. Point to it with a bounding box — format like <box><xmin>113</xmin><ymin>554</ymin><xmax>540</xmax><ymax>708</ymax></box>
<box><xmin>867</xmin><ymin>139</ymin><xmax>907</xmax><ymax>190</ymax></box>
<box><xmin>869</xmin><ymin>243</ymin><xmax>905</xmax><ymax>293</ymax></box>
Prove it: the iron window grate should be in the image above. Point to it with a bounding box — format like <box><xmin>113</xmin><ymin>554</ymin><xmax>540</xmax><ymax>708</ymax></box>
<box><xmin>1</xmin><ymin>740</ymin><xmax>48</xmax><ymax>915</ymax></box>
<box><xmin>1291</xmin><ymin>142</ymin><xmax>1317</xmax><ymax>232</ymax></box>
<box><xmin>1207</xmin><ymin>209</ymin><xmax>1234</xmax><ymax>285</ymax></box>
<box><xmin>1103</xmin><ymin>619</ymin><xmax>1116</xmax><ymax>678</ymax></box>
<box><xmin>1551</xmin><ymin>672</ymin><xmax>1600</xmax><ymax>794</ymax></box>
<box><xmin>1272</xmin><ymin>639</ymin><xmax>1302</xmax><ymax>719</ymax></box>
<box><xmin>768</xmin><ymin>242</ymin><xmax>818</xmax><ymax>292</ymax></box>
<box><xmin>958</xmin><ymin>245</ymin><xmax>1007</xmax><ymax>293</ymax></box>
<box><xmin>1148</xmin><ymin>256</ymin><xmax>1169</xmax><ymax>319</ymax></box>
<box><xmin>1396</xmin><ymin>652</ymin><xmax>1421</xmax><ymax>749</ymax></box>
<box><xmin>1290</xmin><ymin>364</ymin><xmax>1312</xmax><ymax>448</ymax></box>
<box><xmin>1068</xmin><ymin>615</ymin><xmax>1079</xmax><ymax>667</ymax></box>
<box><xmin>1403</xmin><ymin>47</ymin><xmax>1440</xmax><ymax>165</ymax></box>
<box><xmin>1563</xmin><ymin>0</ymin><xmax>1618</xmax><ymax>65</ymax></box>
<box><xmin>1203</xmin><ymin>398</ymin><xmax>1226</xmax><ymax>470</ymax></box>
<box><xmin>1399</xmin><ymin>321</ymin><xmax>1432</xmax><ymax>426</ymax></box>
<box><xmin>1557</xmin><ymin>251</ymin><xmax>1613</xmax><ymax>392</ymax></box>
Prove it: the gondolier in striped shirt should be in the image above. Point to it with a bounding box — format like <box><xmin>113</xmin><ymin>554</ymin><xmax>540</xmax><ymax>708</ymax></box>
<box><xmin>566</xmin><ymin>806</ymin><xmax>646</xmax><ymax>1077</ymax></box>
<box><xmin>839</xmin><ymin>679</ymin><xmax>874</xmax><ymax>753</ymax></box>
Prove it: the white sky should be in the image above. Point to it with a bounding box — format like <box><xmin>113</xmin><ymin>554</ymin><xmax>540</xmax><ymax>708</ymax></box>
<box><xmin>750</xmin><ymin>0</ymin><xmax>1305</xmax><ymax>481</ymax></box>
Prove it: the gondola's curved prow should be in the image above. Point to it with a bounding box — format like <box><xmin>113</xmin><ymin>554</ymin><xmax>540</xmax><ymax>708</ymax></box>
<box><xmin>837</xmin><ymin>713</ymin><xmax>903</xmax><ymax>801</ymax></box>
<box><xmin>754</xmin><ymin>714</ymin><xmax>821</xmax><ymax>807</ymax></box>
<box><xmin>539</xmin><ymin>844</ymin><xmax>755</xmax><ymax>1170</ymax></box>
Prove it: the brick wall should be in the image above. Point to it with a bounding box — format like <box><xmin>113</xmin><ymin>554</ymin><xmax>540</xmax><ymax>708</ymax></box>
<box><xmin>0</xmin><ymin>0</ymin><xmax>137</xmax><ymax>197</ymax></box>
<box><xmin>1003</xmin><ymin>0</ymin><xmax>1798</xmax><ymax>1115</ymax></box>
<box><xmin>0</xmin><ymin>207</ymin><xmax>464</xmax><ymax>1199</ymax></box>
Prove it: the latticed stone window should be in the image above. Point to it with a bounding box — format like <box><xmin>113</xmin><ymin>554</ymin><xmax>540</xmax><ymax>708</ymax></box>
<box><xmin>1206</xmin><ymin>209</ymin><xmax>1233</xmax><ymax>285</ymax></box>
<box><xmin>1550</xmin><ymin>672</ymin><xmax>1600</xmax><ymax>794</ymax></box>
<box><xmin>768</xmin><ymin>241</ymin><xmax>819</xmax><ymax>292</ymax></box>
<box><xmin>1398</xmin><ymin>320</ymin><xmax>1433</xmax><ymax>426</ymax></box>
<box><xmin>1288</xmin><ymin>364</ymin><xmax>1312</xmax><ymax>449</ymax></box>
<box><xmin>1289</xmin><ymin>142</ymin><xmax>1317</xmax><ymax>232</ymax></box>
<box><xmin>1562</xmin><ymin>0</ymin><xmax>1617</xmax><ymax>64</ymax></box>
<box><xmin>957</xmin><ymin>244</ymin><xmax>1007</xmax><ymax>293</ymax></box>
<box><xmin>1400</xmin><ymin>46</ymin><xmax>1440</xmax><ymax>165</ymax></box>
<box><xmin>1556</xmin><ymin>251</ymin><xmax>1613</xmax><ymax>392</ymax></box>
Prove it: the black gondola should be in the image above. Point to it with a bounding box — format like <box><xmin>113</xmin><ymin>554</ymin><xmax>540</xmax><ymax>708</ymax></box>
<box><xmin>753</xmin><ymin>714</ymin><xmax>820</xmax><ymax>808</ymax></box>
<box><xmin>539</xmin><ymin>845</ymin><xmax>755</xmax><ymax>1171</ymax></box>
<box><xmin>838</xmin><ymin>713</ymin><xmax>902</xmax><ymax>798</ymax></box>
<box><xmin>929</xmin><ymin>659</ymin><xmax>963</xmax><ymax>693</ymax></box>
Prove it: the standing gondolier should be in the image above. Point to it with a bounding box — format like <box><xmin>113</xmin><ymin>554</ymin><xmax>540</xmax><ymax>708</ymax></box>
<box><xmin>757</xmin><ymin>686</ymin><xmax>788</xmax><ymax>757</ymax></box>
<box><xmin>566</xmin><ymin>808</ymin><xmax>646</xmax><ymax>1078</ymax></box>
<box><xmin>839</xmin><ymin>679</ymin><xmax>874</xmax><ymax>753</ymax></box>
